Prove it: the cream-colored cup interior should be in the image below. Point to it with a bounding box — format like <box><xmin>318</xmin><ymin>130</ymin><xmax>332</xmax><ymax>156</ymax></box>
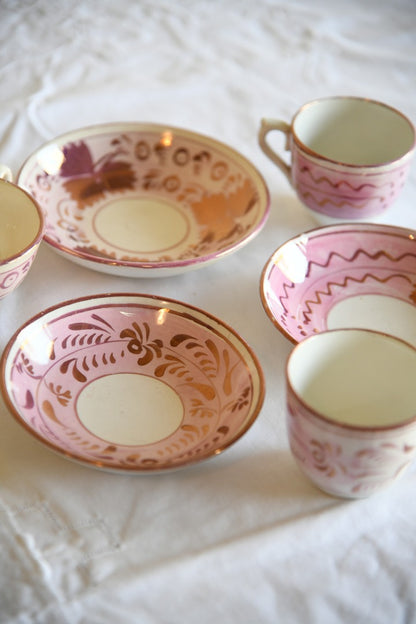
<box><xmin>293</xmin><ymin>98</ymin><xmax>415</xmax><ymax>165</ymax></box>
<box><xmin>0</xmin><ymin>182</ymin><xmax>42</xmax><ymax>261</ymax></box>
<box><xmin>288</xmin><ymin>329</ymin><xmax>416</xmax><ymax>427</ymax></box>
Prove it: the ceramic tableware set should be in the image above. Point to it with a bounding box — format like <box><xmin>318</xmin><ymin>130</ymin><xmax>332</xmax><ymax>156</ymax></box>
<box><xmin>1</xmin><ymin>96</ymin><xmax>416</xmax><ymax>498</ymax></box>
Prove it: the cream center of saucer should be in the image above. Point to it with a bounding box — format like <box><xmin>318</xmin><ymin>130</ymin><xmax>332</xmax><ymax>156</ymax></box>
<box><xmin>93</xmin><ymin>197</ymin><xmax>189</xmax><ymax>253</ymax></box>
<box><xmin>77</xmin><ymin>373</ymin><xmax>184</xmax><ymax>445</ymax></box>
<box><xmin>327</xmin><ymin>294</ymin><xmax>416</xmax><ymax>347</ymax></box>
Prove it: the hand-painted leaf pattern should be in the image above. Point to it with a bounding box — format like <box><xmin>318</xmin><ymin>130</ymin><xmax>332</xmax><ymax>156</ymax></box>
<box><xmin>60</xmin><ymin>141</ymin><xmax>136</xmax><ymax>208</ymax></box>
<box><xmin>7</xmin><ymin>299</ymin><xmax>260</xmax><ymax>471</ymax></box>
<box><xmin>189</xmin><ymin>398</ymin><xmax>216</xmax><ymax>419</ymax></box>
<box><xmin>121</xmin><ymin>322</ymin><xmax>163</xmax><ymax>364</ymax></box>
<box><xmin>42</xmin><ymin>399</ymin><xmax>62</xmax><ymax>425</ymax></box>
<box><xmin>23</xmin><ymin>390</ymin><xmax>34</xmax><ymax>409</ymax></box>
<box><xmin>68</xmin><ymin>322</ymin><xmax>112</xmax><ymax>332</ymax></box>
<box><xmin>205</xmin><ymin>339</ymin><xmax>220</xmax><ymax>366</ymax></box>
<box><xmin>59</xmin><ymin>358</ymin><xmax>88</xmax><ymax>382</ymax></box>
<box><xmin>60</xmin><ymin>142</ymin><xmax>94</xmax><ymax>177</ymax></box>
<box><xmin>187</xmin><ymin>382</ymin><xmax>216</xmax><ymax>401</ymax></box>
<box><xmin>46</xmin><ymin>383</ymin><xmax>72</xmax><ymax>407</ymax></box>
<box><xmin>222</xmin><ymin>349</ymin><xmax>236</xmax><ymax>396</ymax></box>
<box><xmin>170</xmin><ymin>333</ymin><xmax>196</xmax><ymax>347</ymax></box>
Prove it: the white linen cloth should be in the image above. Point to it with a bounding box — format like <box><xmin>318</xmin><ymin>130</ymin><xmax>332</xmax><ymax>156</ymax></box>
<box><xmin>0</xmin><ymin>1</ymin><xmax>415</xmax><ymax>622</ymax></box>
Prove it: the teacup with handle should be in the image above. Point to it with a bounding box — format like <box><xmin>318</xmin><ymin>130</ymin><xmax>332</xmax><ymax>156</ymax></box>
<box><xmin>259</xmin><ymin>96</ymin><xmax>415</xmax><ymax>223</ymax></box>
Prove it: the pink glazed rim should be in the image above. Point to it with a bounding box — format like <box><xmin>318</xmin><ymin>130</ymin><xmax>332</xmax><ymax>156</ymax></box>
<box><xmin>291</xmin><ymin>96</ymin><xmax>416</xmax><ymax>167</ymax></box>
<box><xmin>0</xmin><ymin>292</ymin><xmax>265</xmax><ymax>473</ymax></box>
<box><xmin>286</xmin><ymin>327</ymin><xmax>416</xmax><ymax>433</ymax></box>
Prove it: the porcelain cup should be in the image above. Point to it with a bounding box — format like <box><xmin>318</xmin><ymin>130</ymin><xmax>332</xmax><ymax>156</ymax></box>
<box><xmin>286</xmin><ymin>328</ymin><xmax>416</xmax><ymax>498</ymax></box>
<box><xmin>0</xmin><ymin>168</ymin><xmax>44</xmax><ymax>299</ymax></box>
<box><xmin>259</xmin><ymin>96</ymin><xmax>415</xmax><ymax>224</ymax></box>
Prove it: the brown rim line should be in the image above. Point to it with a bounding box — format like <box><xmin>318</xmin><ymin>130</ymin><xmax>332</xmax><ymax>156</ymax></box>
<box><xmin>285</xmin><ymin>328</ymin><xmax>416</xmax><ymax>433</ymax></box>
<box><xmin>291</xmin><ymin>96</ymin><xmax>416</xmax><ymax>168</ymax></box>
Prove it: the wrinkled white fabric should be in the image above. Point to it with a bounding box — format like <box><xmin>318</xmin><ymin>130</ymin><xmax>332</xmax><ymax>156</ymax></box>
<box><xmin>0</xmin><ymin>1</ymin><xmax>415</xmax><ymax>622</ymax></box>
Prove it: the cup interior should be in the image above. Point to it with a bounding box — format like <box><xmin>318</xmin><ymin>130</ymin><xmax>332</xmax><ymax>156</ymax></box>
<box><xmin>0</xmin><ymin>181</ymin><xmax>43</xmax><ymax>261</ymax></box>
<box><xmin>287</xmin><ymin>329</ymin><xmax>416</xmax><ymax>428</ymax></box>
<box><xmin>293</xmin><ymin>97</ymin><xmax>415</xmax><ymax>165</ymax></box>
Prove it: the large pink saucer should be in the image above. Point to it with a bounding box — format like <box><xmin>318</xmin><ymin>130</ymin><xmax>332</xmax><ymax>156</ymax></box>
<box><xmin>261</xmin><ymin>223</ymin><xmax>416</xmax><ymax>345</ymax></box>
<box><xmin>0</xmin><ymin>294</ymin><xmax>265</xmax><ymax>473</ymax></box>
<box><xmin>17</xmin><ymin>123</ymin><xmax>270</xmax><ymax>277</ymax></box>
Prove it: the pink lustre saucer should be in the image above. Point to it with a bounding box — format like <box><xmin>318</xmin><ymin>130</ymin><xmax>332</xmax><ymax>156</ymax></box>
<box><xmin>1</xmin><ymin>294</ymin><xmax>265</xmax><ymax>473</ymax></box>
<box><xmin>17</xmin><ymin>123</ymin><xmax>270</xmax><ymax>277</ymax></box>
<box><xmin>261</xmin><ymin>223</ymin><xmax>416</xmax><ymax>345</ymax></box>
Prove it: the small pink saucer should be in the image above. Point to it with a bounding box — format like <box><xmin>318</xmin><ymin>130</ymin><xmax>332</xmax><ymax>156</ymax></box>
<box><xmin>1</xmin><ymin>294</ymin><xmax>265</xmax><ymax>473</ymax></box>
<box><xmin>261</xmin><ymin>223</ymin><xmax>416</xmax><ymax>345</ymax></box>
<box><xmin>17</xmin><ymin>123</ymin><xmax>270</xmax><ymax>277</ymax></box>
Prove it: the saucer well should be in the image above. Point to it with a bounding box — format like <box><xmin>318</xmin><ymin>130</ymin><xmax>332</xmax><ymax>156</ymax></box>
<box><xmin>261</xmin><ymin>223</ymin><xmax>416</xmax><ymax>345</ymax></box>
<box><xmin>1</xmin><ymin>294</ymin><xmax>265</xmax><ymax>473</ymax></box>
<box><xmin>17</xmin><ymin>123</ymin><xmax>270</xmax><ymax>277</ymax></box>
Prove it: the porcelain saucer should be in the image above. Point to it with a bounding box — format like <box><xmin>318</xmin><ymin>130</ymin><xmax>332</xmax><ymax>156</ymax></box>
<box><xmin>1</xmin><ymin>293</ymin><xmax>265</xmax><ymax>473</ymax></box>
<box><xmin>17</xmin><ymin>123</ymin><xmax>270</xmax><ymax>277</ymax></box>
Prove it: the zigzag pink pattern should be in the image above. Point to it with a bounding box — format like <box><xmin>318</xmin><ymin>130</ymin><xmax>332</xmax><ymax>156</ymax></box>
<box><xmin>276</xmin><ymin>247</ymin><xmax>416</xmax><ymax>315</ymax></box>
<box><xmin>300</xmin><ymin>166</ymin><xmax>391</xmax><ymax>191</ymax></box>
<box><xmin>305</xmin><ymin>248</ymin><xmax>416</xmax><ymax>277</ymax></box>
<box><xmin>301</xmin><ymin>272</ymin><xmax>413</xmax><ymax>325</ymax></box>
<box><xmin>276</xmin><ymin>281</ymin><xmax>296</xmax><ymax>318</ymax></box>
<box><xmin>301</xmin><ymin>191</ymin><xmax>372</xmax><ymax>209</ymax></box>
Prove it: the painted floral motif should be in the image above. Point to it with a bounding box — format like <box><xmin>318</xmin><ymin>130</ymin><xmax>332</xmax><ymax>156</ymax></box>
<box><xmin>5</xmin><ymin>297</ymin><xmax>263</xmax><ymax>472</ymax></box>
<box><xmin>287</xmin><ymin>398</ymin><xmax>416</xmax><ymax>497</ymax></box>
<box><xmin>121</xmin><ymin>321</ymin><xmax>163</xmax><ymax>365</ymax></box>
<box><xmin>60</xmin><ymin>141</ymin><xmax>136</xmax><ymax>208</ymax></box>
<box><xmin>308</xmin><ymin>439</ymin><xmax>344</xmax><ymax>478</ymax></box>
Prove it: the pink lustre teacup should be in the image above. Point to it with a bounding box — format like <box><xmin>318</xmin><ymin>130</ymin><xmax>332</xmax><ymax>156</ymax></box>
<box><xmin>0</xmin><ymin>172</ymin><xmax>44</xmax><ymax>300</ymax></box>
<box><xmin>259</xmin><ymin>96</ymin><xmax>415</xmax><ymax>224</ymax></box>
<box><xmin>286</xmin><ymin>328</ymin><xmax>416</xmax><ymax>498</ymax></box>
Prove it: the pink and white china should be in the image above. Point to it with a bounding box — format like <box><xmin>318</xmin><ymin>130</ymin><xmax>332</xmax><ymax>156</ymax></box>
<box><xmin>16</xmin><ymin>122</ymin><xmax>270</xmax><ymax>277</ymax></box>
<box><xmin>259</xmin><ymin>96</ymin><xmax>415</xmax><ymax>224</ymax></box>
<box><xmin>0</xmin><ymin>176</ymin><xmax>44</xmax><ymax>300</ymax></box>
<box><xmin>0</xmin><ymin>293</ymin><xmax>265</xmax><ymax>473</ymax></box>
<box><xmin>286</xmin><ymin>328</ymin><xmax>416</xmax><ymax>498</ymax></box>
<box><xmin>260</xmin><ymin>223</ymin><xmax>416</xmax><ymax>346</ymax></box>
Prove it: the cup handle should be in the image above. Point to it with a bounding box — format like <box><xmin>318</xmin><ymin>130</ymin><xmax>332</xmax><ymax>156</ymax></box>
<box><xmin>258</xmin><ymin>118</ymin><xmax>292</xmax><ymax>185</ymax></box>
<box><xmin>0</xmin><ymin>164</ymin><xmax>13</xmax><ymax>182</ymax></box>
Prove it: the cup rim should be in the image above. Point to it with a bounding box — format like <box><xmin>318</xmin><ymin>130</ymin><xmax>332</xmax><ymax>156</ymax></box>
<box><xmin>286</xmin><ymin>327</ymin><xmax>416</xmax><ymax>432</ymax></box>
<box><xmin>290</xmin><ymin>95</ymin><xmax>416</xmax><ymax>168</ymax></box>
<box><xmin>0</xmin><ymin>179</ymin><xmax>44</xmax><ymax>266</ymax></box>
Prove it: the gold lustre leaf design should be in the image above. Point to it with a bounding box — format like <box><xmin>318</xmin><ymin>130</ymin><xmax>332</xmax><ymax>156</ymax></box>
<box><xmin>120</xmin><ymin>321</ymin><xmax>163</xmax><ymax>365</ymax></box>
<box><xmin>60</xmin><ymin>357</ymin><xmax>88</xmax><ymax>383</ymax></box>
<box><xmin>187</xmin><ymin>382</ymin><xmax>216</xmax><ymax>401</ymax></box>
<box><xmin>190</xmin><ymin>178</ymin><xmax>257</xmax><ymax>241</ymax></box>
<box><xmin>46</xmin><ymin>382</ymin><xmax>72</xmax><ymax>407</ymax></box>
<box><xmin>42</xmin><ymin>399</ymin><xmax>62</xmax><ymax>425</ymax></box>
